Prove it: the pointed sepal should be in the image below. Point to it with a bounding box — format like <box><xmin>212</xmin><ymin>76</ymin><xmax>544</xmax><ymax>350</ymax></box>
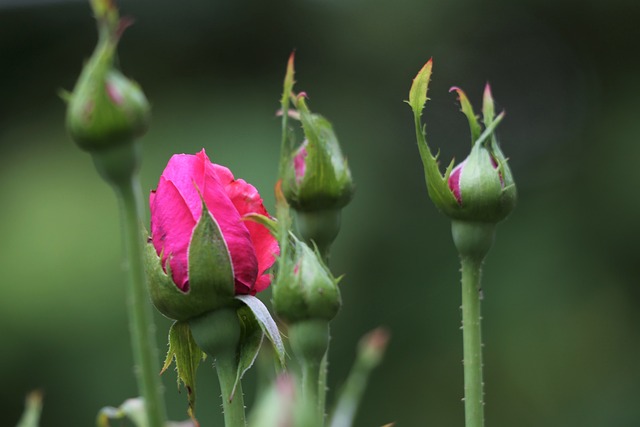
<box><xmin>145</xmin><ymin>199</ymin><xmax>235</xmax><ymax>322</ymax></box>
<box><xmin>230</xmin><ymin>305</ymin><xmax>266</xmax><ymax>401</ymax></box>
<box><xmin>407</xmin><ymin>59</ymin><xmax>460</xmax><ymax>217</ymax></box>
<box><xmin>235</xmin><ymin>294</ymin><xmax>286</xmax><ymax>368</ymax></box>
<box><xmin>450</xmin><ymin>86</ymin><xmax>482</xmax><ymax>143</ymax></box>
<box><xmin>161</xmin><ymin>321</ymin><xmax>205</xmax><ymax>420</ymax></box>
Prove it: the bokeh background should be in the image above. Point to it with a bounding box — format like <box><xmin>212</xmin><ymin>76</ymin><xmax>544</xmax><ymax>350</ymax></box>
<box><xmin>2</xmin><ymin>0</ymin><xmax>639</xmax><ymax>425</ymax></box>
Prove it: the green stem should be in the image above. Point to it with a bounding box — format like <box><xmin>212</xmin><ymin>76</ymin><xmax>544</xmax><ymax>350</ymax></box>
<box><xmin>216</xmin><ymin>350</ymin><xmax>247</xmax><ymax>427</ymax></box>
<box><xmin>295</xmin><ymin>209</ymin><xmax>341</xmax><ymax>261</ymax></box>
<box><xmin>289</xmin><ymin>320</ymin><xmax>330</xmax><ymax>427</ymax></box>
<box><xmin>302</xmin><ymin>357</ymin><xmax>322</xmax><ymax>425</ymax></box>
<box><xmin>115</xmin><ymin>178</ymin><xmax>166</xmax><ymax>427</ymax></box>
<box><xmin>460</xmin><ymin>256</ymin><xmax>485</xmax><ymax>427</ymax></box>
<box><xmin>318</xmin><ymin>350</ymin><xmax>329</xmax><ymax>425</ymax></box>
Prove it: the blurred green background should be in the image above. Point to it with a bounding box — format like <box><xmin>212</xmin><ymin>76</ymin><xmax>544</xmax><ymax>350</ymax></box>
<box><xmin>2</xmin><ymin>0</ymin><xmax>639</xmax><ymax>425</ymax></box>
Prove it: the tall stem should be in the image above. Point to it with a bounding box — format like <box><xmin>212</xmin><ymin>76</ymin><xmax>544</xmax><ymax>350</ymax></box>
<box><xmin>460</xmin><ymin>256</ymin><xmax>485</xmax><ymax>427</ymax></box>
<box><xmin>216</xmin><ymin>351</ymin><xmax>247</xmax><ymax>427</ymax></box>
<box><xmin>115</xmin><ymin>176</ymin><xmax>167</xmax><ymax>427</ymax></box>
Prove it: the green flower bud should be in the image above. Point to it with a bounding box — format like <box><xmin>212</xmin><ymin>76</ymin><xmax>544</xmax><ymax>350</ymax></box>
<box><xmin>272</xmin><ymin>235</ymin><xmax>341</xmax><ymax>324</ymax></box>
<box><xmin>281</xmin><ymin>97</ymin><xmax>354</xmax><ymax>212</ymax></box>
<box><xmin>65</xmin><ymin>6</ymin><xmax>150</xmax><ymax>153</ymax></box>
<box><xmin>408</xmin><ymin>59</ymin><xmax>516</xmax><ymax>225</ymax></box>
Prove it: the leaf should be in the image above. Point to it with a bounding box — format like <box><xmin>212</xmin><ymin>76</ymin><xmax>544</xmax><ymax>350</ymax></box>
<box><xmin>235</xmin><ymin>294</ymin><xmax>286</xmax><ymax>367</ymax></box>
<box><xmin>407</xmin><ymin>58</ymin><xmax>433</xmax><ymax>117</ymax></box>
<box><xmin>230</xmin><ymin>305</ymin><xmax>265</xmax><ymax>401</ymax></box>
<box><xmin>162</xmin><ymin>321</ymin><xmax>205</xmax><ymax>419</ymax></box>
<box><xmin>449</xmin><ymin>86</ymin><xmax>481</xmax><ymax>144</ymax></box>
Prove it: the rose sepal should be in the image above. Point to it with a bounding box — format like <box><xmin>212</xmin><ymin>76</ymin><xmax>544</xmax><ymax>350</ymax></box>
<box><xmin>408</xmin><ymin>59</ymin><xmax>460</xmax><ymax>217</ymax></box>
<box><xmin>145</xmin><ymin>198</ymin><xmax>235</xmax><ymax>322</ymax></box>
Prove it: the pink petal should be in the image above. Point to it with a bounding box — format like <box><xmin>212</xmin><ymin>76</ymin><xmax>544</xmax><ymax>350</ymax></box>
<box><xmin>150</xmin><ymin>177</ymin><xmax>197</xmax><ymax>290</ymax></box>
<box><xmin>448</xmin><ymin>161</ymin><xmax>466</xmax><ymax>204</ymax></box>
<box><xmin>222</xmin><ymin>176</ymin><xmax>279</xmax><ymax>293</ymax></box>
<box><xmin>151</xmin><ymin>149</ymin><xmax>259</xmax><ymax>294</ymax></box>
<box><xmin>293</xmin><ymin>142</ymin><xmax>308</xmax><ymax>184</ymax></box>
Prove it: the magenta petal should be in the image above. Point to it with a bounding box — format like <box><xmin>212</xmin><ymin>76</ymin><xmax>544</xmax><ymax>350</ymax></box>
<box><xmin>223</xmin><ymin>177</ymin><xmax>279</xmax><ymax>292</ymax></box>
<box><xmin>448</xmin><ymin>161</ymin><xmax>465</xmax><ymax>204</ymax></box>
<box><xmin>293</xmin><ymin>142</ymin><xmax>308</xmax><ymax>183</ymax></box>
<box><xmin>150</xmin><ymin>177</ymin><xmax>196</xmax><ymax>290</ymax></box>
<box><xmin>195</xmin><ymin>152</ymin><xmax>259</xmax><ymax>294</ymax></box>
<box><xmin>152</xmin><ymin>150</ymin><xmax>259</xmax><ymax>294</ymax></box>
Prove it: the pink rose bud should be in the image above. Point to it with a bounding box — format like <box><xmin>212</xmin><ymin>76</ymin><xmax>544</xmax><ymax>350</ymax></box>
<box><xmin>146</xmin><ymin>150</ymin><xmax>279</xmax><ymax>320</ymax></box>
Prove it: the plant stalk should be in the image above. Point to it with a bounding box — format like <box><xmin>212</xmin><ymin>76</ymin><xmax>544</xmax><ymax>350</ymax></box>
<box><xmin>216</xmin><ymin>350</ymin><xmax>247</xmax><ymax>427</ymax></box>
<box><xmin>116</xmin><ymin>176</ymin><xmax>167</xmax><ymax>427</ymax></box>
<box><xmin>460</xmin><ymin>256</ymin><xmax>485</xmax><ymax>427</ymax></box>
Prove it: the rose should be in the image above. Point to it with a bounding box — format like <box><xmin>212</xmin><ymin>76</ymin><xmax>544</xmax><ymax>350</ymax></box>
<box><xmin>149</xmin><ymin>149</ymin><xmax>278</xmax><ymax>296</ymax></box>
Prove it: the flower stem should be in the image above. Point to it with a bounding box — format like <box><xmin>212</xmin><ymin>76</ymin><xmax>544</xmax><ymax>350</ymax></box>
<box><xmin>93</xmin><ymin>142</ymin><xmax>166</xmax><ymax>427</ymax></box>
<box><xmin>215</xmin><ymin>350</ymin><xmax>247</xmax><ymax>427</ymax></box>
<box><xmin>460</xmin><ymin>256</ymin><xmax>485</xmax><ymax>427</ymax></box>
<box><xmin>289</xmin><ymin>320</ymin><xmax>330</xmax><ymax>427</ymax></box>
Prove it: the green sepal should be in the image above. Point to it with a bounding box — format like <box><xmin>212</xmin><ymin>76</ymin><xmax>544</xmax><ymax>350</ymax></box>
<box><xmin>482</xmin><ymin>83</ymin><xmax>495</xmax><ymax>127</ymax></box>
<box><xmin>161</xmin><ymin>321</ymin><xmax>205</xmax><ymax>420</ymax></box>
<box><xmin>243</xmin><ymin>213</ymin><xmax>279</xmax><ymax>238</ymax></box>
<box><xmin>231</xmin><ymin>305</ymin><xmax>266</xmax><ymax>401</ymax></box>
<box><xmin>455</xmin><ymin>112</ymin><xmax>516</xmax><ymax>223</ymax></box>
<box><xmin>407</xmin><ymin>58</ymin><xmax>432</xmax><ymax>117</ymax></box>
<box><xmin>272</xmin><ymin>234</ymin><xmax>342</xmax><ymax>324</ymax></box>
<box><xmin>450</xmin><ymin>86</ymin><xmax>482</xmax><ymax>144</ymax></box>
<box><xmin>236</xmin><ymin>294</ymin><xmax>286</xmax><ymax>368</ymax></box>
<box><xmin>407</xmin><ymin>60</ymin><xmax>460</xmax><ymax>217</ymax></box>
<box><xmin>145</xmin><ymin>200</ymin><xmax>235</xmax><ymax>321</ymax></box>
<box><xmin>279</xmin><ymin>52</ymin><xmax>297</xmax><ymax>179</ymax></box>
<box><xmin>187</xmin><ymin>199</ymin><xmax>235</xmax><ymax>303</ymax></box>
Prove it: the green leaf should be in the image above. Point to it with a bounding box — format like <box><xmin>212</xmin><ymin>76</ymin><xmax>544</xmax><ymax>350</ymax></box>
<box><xmin>231</xmin><ymin>305</ymin><xmax>265</xmax><ymax>401</ymax></box>
<box><xmin>161</xmin><ymin>321</ymin><xmax>205</xmax><ymax>419</ymax></box>
<box><xmin>235</xmin><ymin>295</ymin><xmax>286</xmax><ymax>367</ymax></box>
<box><xmin>407</xmin><ymin>58</ymin><xmax>433</xmax><ymax>117</ymax></box>
<box><xmin>450</xmin><ymin>86</ymin><xmax>481</xmax><ymax>144</ymax></box>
